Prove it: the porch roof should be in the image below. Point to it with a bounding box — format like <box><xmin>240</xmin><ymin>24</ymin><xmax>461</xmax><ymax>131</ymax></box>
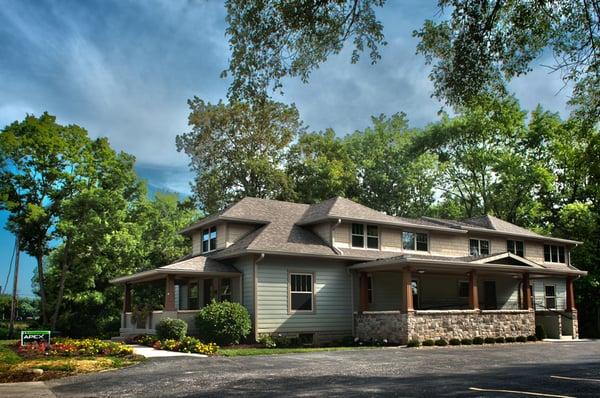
<box><xmin>349</xmin><ymin>252</ymin><xmax>588</xmax><ymax>277</ymax></box>
<box><xmin>110</xmin><ymin>255</ymin><xmax>241</xmax><ymax>284</ymax></box>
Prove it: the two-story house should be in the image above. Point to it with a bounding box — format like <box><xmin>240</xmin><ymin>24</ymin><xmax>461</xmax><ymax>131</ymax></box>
<box><xmin>111</xmin><ymin>196</ymin><xmax>586</xmax><ymax>344</ymax></box>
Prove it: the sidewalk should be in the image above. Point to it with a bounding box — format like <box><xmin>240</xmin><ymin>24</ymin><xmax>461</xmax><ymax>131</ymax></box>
<box><xmin>129</xmin><ymin>344</ymin><xmax>208</xmax><ymax>358</ymax></box>
<box><xmin>0</xmin><ymin>381</ymin><xmax>56</xmax><ymax>398</ymax></box>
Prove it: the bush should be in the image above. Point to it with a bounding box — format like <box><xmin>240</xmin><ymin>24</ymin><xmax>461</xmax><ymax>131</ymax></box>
<box><xmin>422</xmin><ymin>339</ymin><xmax>435</xmax><ymax>346</ymax></box>
<box><xmin>407</xmin><ymin>339</ymin><xmax>421</xmax><ymax>348</ymax></box>
<box><xmin>156</xmin><ymin>318</ymin><xmax>188</xmax><ymax>341</ymax></box>
<box><xmin>196</xmin><ymin>300</ymin><xmax>251</xmax><ymax>346</ymax></box>
<box><xmin>46</xmin><ymin>338</ymin><xmax>133</xmax><ymax>357</ymax></box>
<box><xmin>152</xmin><ymin>336</ymin><xmax>218</xmax><ymax>355</ymax></box>
<box><xmin>535</xmin><ymin>325</ymin><xmax>547</xmax><ymax>340</ymax></box>
<box><xmin>449</xmin><ymin>338</ymin><xmax>461</xmax><ymax>346</ymax></box>
<box><xmin>258</xmin><ymin>334</ymin><xmax>277</xmax><ymax>348</ymax></box>
<box><xmin>473</xmin><ymin>337</ymin><xmax>484</xmax><ymax>345</ymax></box>
<box><xmin>505</xmin><ymin>336</ymin><xmax>516</xmax><ymax>343</ymax></box>
<box><xmin>460</xmin><ymin>338</ymin><xmax>473</xmax><ymax>345</ymax></box>
<box><xmin>484</xmin><ymin>337</ymin><xmax>496</xmax><ymax>344</ymax></box>
<box><xmin>133</xmin><ymin>334</ymin><xmax>158</xmax><ymax>347</ymax></box>
<box><xmin>435</xmin><ymin>339</ymin><xmax>448</xmax><ymax>346</ymax></box>
<box><xmin>527</xmin><ymin>335</ymin><xmax>537</xmax><ymax>342</ymax></box>
<box><xmin>516</xmin><ymin>335</ymin><xmax>527</xmax><ymax>343</ymax></box>
<box><xmin>495</xmin><ymin>337</ymin><xmax>505</xmax><ymax>344</ymax></box>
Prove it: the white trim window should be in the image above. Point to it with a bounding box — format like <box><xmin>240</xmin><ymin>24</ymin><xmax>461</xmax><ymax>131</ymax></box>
<box><xmin>544</xmin><ymin>244</ymin><xmax>565</xmax><ymax>263</ymax></box>
<box><xmin>544</xmin><ymin>285</ymin><xmax>557</xmax><ymax>309</ymax></box>
<box><xmin>507</xmin><ymin>240</ymin><xmax>524</xmax><ymax>257</ymax></box>
<box><xmin>402</xmin><ymin>231</ymin><xmax>428</xmax><ymax>251</ymax></box>
<box><xmin>290</xmin><ymin>273</ymin><xmax>313</xmax><ymax>312</ymax></box>
<box><xmin>351</xmin><ymin>223</ymin><xmax>379</xmax><ymax>249</ymax></box>
<box><xmin>202</xmin><ymin>226</ymin><xmax>217</xmax><ymax>253</ymax></box>
<box><xmin>469</xmin><ymin>239</ymin><xmax>490</xmax><ymax>256</ymax></box>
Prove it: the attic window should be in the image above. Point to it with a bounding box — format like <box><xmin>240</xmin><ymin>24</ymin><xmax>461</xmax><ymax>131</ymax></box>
<box><xmin>403</xmin><ymin>232</ymin><xmax>428</xmax><ymax>252</ymax></box>
<box><xmin>351</xmin><ymin>224</ymin><xmax>379</xmax><ymax>249</ymax></box>
<box><xmin>544</xmin><ymin>244</ymin><xmax>565</xmax><ymax>263</ymax></box>
<box><xmin>202</xmin><ymin>226</ymin><xmax>217</xmax><ymax>253</ymax></box>
<box><xmin>507</xmin><ymin>240</ymin><xmax>524</xmax><ymax>257</ymax></box>
<box><xmin>469</xmin><ymin>239</ymin><xmax>490</xmax><ymax>256</ymax></box>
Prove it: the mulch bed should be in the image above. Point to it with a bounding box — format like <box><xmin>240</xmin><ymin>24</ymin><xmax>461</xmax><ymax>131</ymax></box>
<box><xmin>0</xmin><ymin>370</ymin><xmax>71</xmax><ymax>383</ymax></box>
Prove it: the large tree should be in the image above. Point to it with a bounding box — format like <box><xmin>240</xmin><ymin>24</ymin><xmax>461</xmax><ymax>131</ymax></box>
<box><xmin>223</xmin><ymin>0</ymin><xmax>599</xmax><ymax>122</ymax></box>
<box><xmin>176</xmin><ymin>98</ymin><xmax>304</xmax><ymax>213</ymax></box>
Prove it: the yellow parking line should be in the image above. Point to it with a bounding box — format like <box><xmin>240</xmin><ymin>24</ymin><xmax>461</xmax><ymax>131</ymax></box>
<box><xmin>551</xmin><ymin>375</ymin><xmax>600</xmax><ymax>382</ymax></box>
<box><xmin>469</xmin><ymin>387</ymin><xmax>574</xmax><ymax>398</ymax></box>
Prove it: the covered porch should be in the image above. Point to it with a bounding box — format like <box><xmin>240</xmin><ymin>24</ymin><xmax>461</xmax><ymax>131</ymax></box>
<box><xmin>110</xmin><ymin>256</ymin><xmax>241</xmax><ymax>337</ymax></box>
<box><xmin>350</xmin><ymin>253</ymin><xmax>583</xmax><ymax>343</ymax></box>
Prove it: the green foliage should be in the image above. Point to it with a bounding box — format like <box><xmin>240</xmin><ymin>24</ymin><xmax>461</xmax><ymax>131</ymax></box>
<box><xmin>195</xmin><ymin>300</ymin><xmax>252</xmax><ymax>345</ymax></box>
<box><xmin>176</xmin><ymin>98</ymin><xmax>303</xmax><ymax>213</ymax></box>
<box><xmin>505</xmin><ymin>337</ymin><xmax>516</xmax><ymax>343</ymax></box>
<box><xmin>422</xmin><ymin>339</ymin><xmax>435</xmax><ymax>346</ymax></box>
<box><xmin>257</xmin><ymin>334</ymin><xmax>277</xmax><ymax>348</ymax></box>
<box><xmin>472</xmin><ymin>337</ymin><xmax>484</xmax><ymax>345</ymax></box>
<box><xmin>152</xmin><ymin>337</ymin><xmax>218</xmax><ymax>355</ymax></box>
<box><xmin>495</xmin><ymin>337</ymin><xmax>505</xmax><ymax>344</ymax></box>
<box><xmin>449</xmin><ymin>338</ymin><xmax>461</xmax><ymax>346</ymax></box>
<box><xmin>484</xmin><ymin>337</ymin><xmax>496</xmax><ymax>344</ymax></box>
<box><xmin>434</xmin><ymin>338</ymin><xmax>448</xmax><ymax>346</ymax></box>
<box><xmin>460</xmin><ymin>338</ymin><xmax>472</xmax><ymax>345</ymax></box>
<box><xmin>516</xmin><ymin>335</ymin><xmax>527</xmax><ymax>343</ymax></box>
<box><xmin>407</xmin><ymin>339</ymin><xmax>421</xmax><ymax>348</ymax></box>
<box><xmin>527</xmin><ymin>335</ymin><xmax>538</xmax><ymax>342</ymax></box>
<box><xmin>223</xmin><ymin>0</ymin><xmax>386</xmax><ymax>99</ymax></box>
<box><xmin>156</xmin><ymin>318</ymin><xmax>188</xmax><ymax>341</ymax></box>
<box><xmin>535</xmin><ymin>325</ymin><xmax>547</xmax><ymax>341</ymax></box>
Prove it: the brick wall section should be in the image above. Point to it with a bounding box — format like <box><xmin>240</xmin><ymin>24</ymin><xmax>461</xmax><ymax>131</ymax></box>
<box><xmin>355</xmin><ymin>310</ymin><xmax>535</xmax><ymax>343</ymax></box>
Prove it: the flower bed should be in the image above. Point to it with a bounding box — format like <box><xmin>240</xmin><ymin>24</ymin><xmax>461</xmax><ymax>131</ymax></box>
<box><xmin>132</xmin><ymin>334</ymin><xmax>218</xmax><ymax>355</ymax></box>
<box><xmin>17</xmin><ymin>338</ymin><xmax>133</xmax><ymax>358</ymax></box>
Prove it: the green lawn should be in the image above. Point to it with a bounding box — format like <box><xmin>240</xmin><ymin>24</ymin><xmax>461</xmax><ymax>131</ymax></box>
<box><xmin>0</xmin><ymin>340</ymin><xmax>22</xmax><ymax>367</ymax></box>
<box><xmin>218</xmin><ymin>346</ymin><xmax>379</xmax><ymax>357</ymax></box>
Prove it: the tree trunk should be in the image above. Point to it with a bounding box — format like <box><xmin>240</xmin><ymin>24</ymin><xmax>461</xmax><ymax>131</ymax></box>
<box><xmin>50</xmin><ymin>237</ymin><xmax>71</xmax><ymax>331</ymax></box>
<box><xmin>36</xmin><ymin>252</ymin><xmax>48</xmax><ymax>325</ymax></box>
<box><xmin>8</xmin><ymin>234</ymin><xmax>20</xmax><ymax>339</ymax></box>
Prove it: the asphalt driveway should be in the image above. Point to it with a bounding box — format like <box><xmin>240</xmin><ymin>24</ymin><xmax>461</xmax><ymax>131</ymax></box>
<box><xmin>46</xmin><ymin>340</ymin><xmax>600</xmax><ymax>397</ymax></box>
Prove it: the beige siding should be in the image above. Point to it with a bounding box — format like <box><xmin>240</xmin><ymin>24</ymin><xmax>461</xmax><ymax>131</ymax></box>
<box><xmin>191</xmin><ymin>231</ymin><xmax>202</xmax><ymax>255</ymax></box>
<box><xmin>533</xmin><ymin>278</ymin><xmax>567</xmax><ymax>310</ymax></box>
<box><xmin>380</xmin><ymin>228</ymin><xmax>402</xmax><ymax>252</ymax></box>
<box><xmin>333</xmin><ymin>223</ymin><xmax>350</xmax><ymax>248</ymax></box>
<box><xmin>216</xmin><ymin>223</ymin><xmax>226</xmax><ymax>250</ymax></box>
<box><xmin>525</xmin><ymin>241</ymin><xmax>544</xmax><ymax>263</ymax></box>
<box><xmin>312</xmin><ymin>223</ymin><xmax>331</xmax><ymax>244</ymax></box>
<box><xmin>256</xmin><ymin>256</ymin><xmax>352</xmax><ymax>335</ymax></box>
<box><xmin>226</xmin><ymin>223</ymin><xmax>255</xmax><ymax>247</ymax></box>
<box><xmin>429</xmin><ymin>233</ymin><xmax>469</xmax><ymax>257</ymax></box>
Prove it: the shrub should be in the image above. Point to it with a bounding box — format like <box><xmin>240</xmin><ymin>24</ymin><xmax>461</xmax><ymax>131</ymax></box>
<box><xmin>516</xmin><ymin>335</ymin><xmax>527</xmax><ymax>343</ymax></box>
<box><xmin>449</xmin><ymin>338</ymin><xmax>461</xmax><ymax>346</ymax></box>
<box><xmin>505</xmin><ymin>336</ymin><xmax>516</xmax><ymax>343</ymax></box>
<box><xmin>473</xmin><ymin>337</ymin><xmax>484</xmax><ymax>345</ymax></box>
<box><xmin>407</xmin><ymin>339</ymin><xmax>421</xmax><ymax>348</ymax></box>
<box><xmin>535</xmin><ymin>325</ymin><xmax>547</xmax><ymax>340</ymax></box>
<box><xmin>258</xmin><ymin>334</ymin><xmax>277</xmax><ymax>348</ymax></box>
<box><xmin>484</xmin><ymin>337</ymin><xmax>496</xmax><ymax>344</ymax></box>
<box><xmin>435</xmin><ymin>339</ymin><xmax>448</xmax><ymax>346</ymax></box>
<box><xmin>196</xmin><ymin>300</ymin><xmax>251</xmax><ymax>345</ymax></box>
<box><xmin>152</xmin><ymin>336</ymin><xmax>218</xmax><ymax>355</ymax></box>
<box><xmin>134</xmin><ymin>334</ymin><xmax>158</xmax><ymax>347</ymax></box>
<box><xmin>156</xmin><ymin>318</ymin><xmax>188</xmax><ymax>341</ymax></box>
<box><xmin>422</xmin><ymin>339</ymin><xmax>435</xmax><ymax>346</ymax></box>
<box><xmin>527</xmin><ymin>335</ymin><xmax>537</xmax><ymax>342</ymax></box>
<box><xmin>460</xmin><ymin>338</ymin><xmax>473</xmax><ymax>345</ymax></box>
<box><xmin>47</xmin><ymin>338</ymin><xmax>132</xmax><ymax>357</ymax></box>
<box><xmin>495</xmin><ymin>337</ymin><xmax>505</xmax><ymax>344</ymax></box>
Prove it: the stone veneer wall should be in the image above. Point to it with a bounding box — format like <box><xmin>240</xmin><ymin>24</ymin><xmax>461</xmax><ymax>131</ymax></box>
<box><xmin>355</xmin><ymin>310</ymin><xmax>536</xmax><ymax>343</ymax></box>
<box><xmin>354</xmin><ymin>311</ymin><xmax>408</xmax><ymax>343</ymax></box>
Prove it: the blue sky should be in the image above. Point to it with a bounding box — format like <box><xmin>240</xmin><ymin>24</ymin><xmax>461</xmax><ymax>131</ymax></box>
<box><xmin>0</xmin><ymin>0</ymin><xmax>572</xmax><ymax>296</ymax></box>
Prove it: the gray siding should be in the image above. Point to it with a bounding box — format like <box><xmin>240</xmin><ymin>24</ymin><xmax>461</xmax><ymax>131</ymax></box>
<box><xmin>233</xmin><ymin>256</ymin><xmax>255</xmax><ymax>318</ymax></box>
<box><xmin>533</xmin><ymin>278</ymin><xmax>567</xmax><ymax>310</ymax></box>
<box><xmin>256</xmin><ymin>256</ymin><xmax>352</xmax><ymax>335</ymax></box>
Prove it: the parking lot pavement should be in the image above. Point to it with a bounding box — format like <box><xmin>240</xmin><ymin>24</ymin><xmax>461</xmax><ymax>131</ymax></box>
<box><xmin>47</xmin><ymin>340</ymin><xmax>600</xmax><ymax>397</ymax></box>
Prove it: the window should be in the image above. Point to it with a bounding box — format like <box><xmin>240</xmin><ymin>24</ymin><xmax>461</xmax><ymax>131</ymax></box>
<box><xmin>403</xmin><ymin>232</ymin><xmax>428</xmax><ymax>251</ymax></box>
<box><xmin>202</xmin><ymin>226</ymin><xmax>217</xmax><ymax>253</ymax></box>
<box><xmin>507</xmin><ymin>240</ymin><xmax>524</xmax><ymax>257</ymax></box>
<box><xmin>458</xmin><ymin>281</ymin><xmax>469</xmax><ymax>298</ymax></box>
<box><xmin>544</xmin><ymin>244</ymin><xmax>565</xmax><ymax>263</ymax></box>
<box><xmin>367</xmin><ymin>274</ymin><xmax>373</xmax><ymax>304</ymax></box>
<box><xmin>290</xmin><ymin>273</ymin><xmax>313</xmax><ymax>312</ymax></box>
<box><xmin>351</xmin><ymin>223</ymin><xmax>379</xmax><ymax>249</ymax></box>
<box><xmin>188</xmin><ymin>282</ymin><xmax>199</xmax><ymax>310</ymax></box>
<box><xmin>545</xmin><ymin>285</ymin><xmax>556</xmax><ymax>309</ymax></box>
<box><xmin>220</xmin><ymin>278</ymin><xmax>231</xmax><ymax>302</ymax></box>
<box><xmin>469</xmin><ymin>239</ymin><xmax>490</xmax><ymax>256</ymax></box>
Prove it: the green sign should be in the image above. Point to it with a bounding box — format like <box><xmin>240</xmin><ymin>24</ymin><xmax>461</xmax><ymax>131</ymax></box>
<box><xmin>21</xmin><ymin>330</ymin><xmax>51</xmax><ymax>346</ymax></box>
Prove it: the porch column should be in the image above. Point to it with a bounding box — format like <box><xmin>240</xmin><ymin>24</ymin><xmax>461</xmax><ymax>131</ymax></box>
<box><xmin>522</xmin><ymin>273</ymin><xmax>532</xmax><ymax>310</ymax></box>
<box><xmin>123</xmin><ymin>283</ymin><xmax>132</xmax><ymax>312</ymax></box>
<box><xmin>566</xmin><ymin>276</ymin><xmax>576</xmax><ymax>311</ymax></box>
<box><xmin>402</xmin><ymin>267</ymin><xmax>413</xmax><ymax>313</ymax></box>
<box><xmin>165</xmin><ymin>274</ymin><xmax>176</xmax><ymax>311</ymax></box>
<box><xmin>468</xmin><ymin>270</ymin><xmax>479</xmax><ymax>310</ymax></box>
<box><xmin>359</xmin><ymin>272</ymin><xmax>369</xmax><ymax>312</ymax></box>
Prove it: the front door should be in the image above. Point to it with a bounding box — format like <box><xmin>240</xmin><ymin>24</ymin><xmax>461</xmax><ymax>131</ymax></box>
<box><xmin>484</xmin><ymin>281</ymin><xmax>497</xmax><ymax>310</ymax></box>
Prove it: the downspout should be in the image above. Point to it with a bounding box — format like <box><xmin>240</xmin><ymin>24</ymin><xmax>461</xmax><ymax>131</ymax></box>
<box><xmin>253</xmin><ymin>253</ymin><xmax>265</xmax><ymax>341</ymax></box>
<box><xmin>331</xmin><ymin>218</ymin><xmax>343</xmax><ymax>255</ymax></box>
<box><xmin>349</xmin><ymin>269</ymin><xmax>355</xmax><ymax>337</ymax></box>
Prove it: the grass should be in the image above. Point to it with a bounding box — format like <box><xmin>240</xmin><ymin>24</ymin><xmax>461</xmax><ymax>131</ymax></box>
<box><xmin>0</xmin><ymin>340</ymin><xmax>143</xmax><ymax>383</ymax></box>
<box><xmin>219</xmin><ymin>345</ymin><xmax>377</xmax><ymax>357</ymax></box>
